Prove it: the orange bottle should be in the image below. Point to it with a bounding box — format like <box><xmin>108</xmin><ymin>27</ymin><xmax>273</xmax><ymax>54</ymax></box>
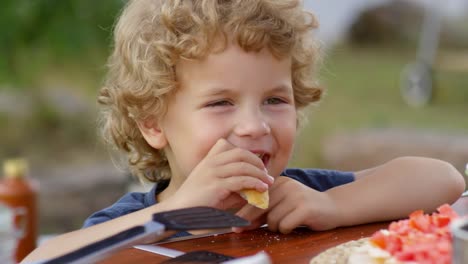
<box><xmin>0</xmin><ymin>159</ymin><xmax>38</xmax><ymax>262</ymax></box>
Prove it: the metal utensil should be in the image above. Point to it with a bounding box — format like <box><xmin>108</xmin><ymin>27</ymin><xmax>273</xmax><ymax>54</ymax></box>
<box><xmin>155</xmin><ymin>228</ymin><xmax>233</xmax><ymax>244</ymax></box>
<box><xmin>134</xmin><ymin>245</ymin><xmax>234</xmax><ymax>263</ymax></box>
<box><xmin>134</xmin><ymin>244</ymin><xmax>184</xmax><ymax>258</ymax></box>
<box><xmin>451</xmin><ymin>218</ymin><xmax>468</xmax><ymax>264</ymax></box>
<box><xmin>134</xmin><ymin>244</ymin><xmax>271</xmax><ymax>264</ymax></box>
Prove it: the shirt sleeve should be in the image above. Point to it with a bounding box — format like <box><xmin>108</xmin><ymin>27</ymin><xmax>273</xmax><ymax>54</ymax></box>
<box><xmin>281</xmin><ymin>168</ymin><xmax>355</xmax><ymax>192</ymax></box>
<box><xmin>82</xmin><ymin>184</ymin><xmax>158</xmax><ymax>228</ymax></box>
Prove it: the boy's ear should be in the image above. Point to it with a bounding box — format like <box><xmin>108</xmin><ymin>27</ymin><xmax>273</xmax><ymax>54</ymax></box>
<box><xmin>137</xmin><ymin>119</ymin><xmax>167</xmax><ymax>149</ymax></box>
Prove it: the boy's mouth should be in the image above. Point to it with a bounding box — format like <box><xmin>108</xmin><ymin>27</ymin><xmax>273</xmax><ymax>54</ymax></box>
<box><xmin>255</xmin><ymin>153</ymin><xmax>270</xmax><ymax>167</ymax></box>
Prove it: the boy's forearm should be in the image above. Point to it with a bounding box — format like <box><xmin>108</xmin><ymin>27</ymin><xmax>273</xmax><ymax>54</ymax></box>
<box><xmin>327</xmin><ymin>157</ymin><xmax>465</xmax><ymax>227</ymax></box>
<box><xmin>22</xmin><ymin>202</ymin><xmax>174</xmax><ymax>263</ymax></box>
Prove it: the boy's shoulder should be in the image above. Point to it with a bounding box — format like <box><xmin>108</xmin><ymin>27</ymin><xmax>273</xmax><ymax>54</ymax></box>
<box><xmin>82</xmin><ymin>182</ymin><xmax>162</xmax><ymax>228</ymax></box>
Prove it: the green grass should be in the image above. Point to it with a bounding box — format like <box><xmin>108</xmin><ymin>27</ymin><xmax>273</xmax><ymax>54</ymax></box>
<box><xmin>290</xmin><ymin>45</ymin><xmax>468</xmax><ymax>168</ymax></box>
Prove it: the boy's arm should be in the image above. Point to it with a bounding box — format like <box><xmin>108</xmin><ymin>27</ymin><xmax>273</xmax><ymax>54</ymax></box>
<box><xmin>22</xmin><ymin>202</ymin><xmax>175</xmax><ymax>263</ymax></box>
<box><xmin>328</xmin><ymin>156</ymin><xmax>465</xmax><ymax>227</ymax></box>
<box><xmin>23</xmin><ymin>139</ymin><xmax>274</xmax><ymax>263</ymax></box>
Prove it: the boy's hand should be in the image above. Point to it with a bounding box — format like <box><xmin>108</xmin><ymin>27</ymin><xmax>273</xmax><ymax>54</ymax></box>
<box><xmin>168</xmin><ymin>139</ymin><xmax>274</xmax><ymax>210</ymax></box>
<box><xmin>235</xmin><ymin>177</ymin><xmax>340</xmax><ymax>234</ymax></box>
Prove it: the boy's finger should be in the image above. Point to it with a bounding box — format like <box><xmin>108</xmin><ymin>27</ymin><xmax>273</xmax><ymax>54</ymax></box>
<box><xmin>276</xmin><ymin>209</ymin><xmax>306</xmax><ymax>234</ymax></box>
<box><xmin>205</xmin><ymin>138</ymin><xmax>236</xmax><ymax>158</ymax></box>
<box><xmin>213</xmin><ymin>147</ymin><xmax>266</xmax><ymax>171</ymax></box>
<box><xmin>266</xmin><ymin>199</ymin><xmax>294</xmax><ymax>233</ymax></box>
<box><xmin>216</xmin><ymin>162</ymin><xmax>273</xmax><ymax>185</ymax></box>
<box><xmin>223</xmin><ymin>175</ymin><xmax>269</xmax><ymax>193</ymax></box>
<box><xmin>266</xmin><ymin>177</ymin><xmax>290</xmax><ymax>207</ymax></box>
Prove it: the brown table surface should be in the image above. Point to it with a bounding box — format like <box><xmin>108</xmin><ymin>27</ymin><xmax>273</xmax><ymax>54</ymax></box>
<box><xmin>99</xmin><ymin>197</ymin><xmax>467</xmax><ymax>264</ymax></box>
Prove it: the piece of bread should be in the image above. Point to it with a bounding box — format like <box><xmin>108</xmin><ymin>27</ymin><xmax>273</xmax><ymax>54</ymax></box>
<box><xmin>309</xmin><ymin>238</ymin><xmax>369</xmax><ymax>264</ymax></box>
<box><xmin>240</xmin><ymin>189</ymin><xmax>269</xmax><ymax>209</ymax></box>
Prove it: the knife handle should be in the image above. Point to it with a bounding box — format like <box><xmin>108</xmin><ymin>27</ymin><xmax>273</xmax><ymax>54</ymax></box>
<box><xmin>153</xmin><ymin>206</ymin><xmax>250</xmax><ymax>230</ymax></box>
<box><xmin>38</xmin><ymin>222</ymin><xmax>165</xmax><ymax>264</ymax></box>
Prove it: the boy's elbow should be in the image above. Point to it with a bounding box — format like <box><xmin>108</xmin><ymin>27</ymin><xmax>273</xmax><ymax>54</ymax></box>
<box><xmin>397</xmin><ymin>157</ymin><xmax>465</xmax><ymax>202</ymax></box>
<box><xmin>436</xmin><ymin>159</ymin><xmax>465</xmax><ymax>202</ymax></box>
<box><xmin>448</xmin><ymin>162</ymin><xmax>466</xmax><ymax>194</ymax></box>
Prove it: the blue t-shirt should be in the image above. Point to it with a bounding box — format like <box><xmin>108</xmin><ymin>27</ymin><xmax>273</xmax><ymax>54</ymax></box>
<box><xmin>83</xmin><ymin>168</ymin><xmax>354</xmax><ymax>237</ymax></box>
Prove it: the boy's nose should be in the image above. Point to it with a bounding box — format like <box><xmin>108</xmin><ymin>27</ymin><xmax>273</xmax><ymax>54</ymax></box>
<box><xmin>233</xmin><ymin>109</ymin><xmax>271</xmax><ymax>139</ymax></box>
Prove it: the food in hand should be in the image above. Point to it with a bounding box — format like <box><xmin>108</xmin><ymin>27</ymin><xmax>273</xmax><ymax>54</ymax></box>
<box><xmin>240</xmin><ymin>189</ymin><xmax>269</xmax><ymax>209</ymax></box>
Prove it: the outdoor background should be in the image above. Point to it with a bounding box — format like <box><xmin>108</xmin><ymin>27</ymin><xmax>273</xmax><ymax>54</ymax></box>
<box><xmin>1</xmin><ymin>0</ymin><xmax>467</xmax><ymax>235</ymax></box>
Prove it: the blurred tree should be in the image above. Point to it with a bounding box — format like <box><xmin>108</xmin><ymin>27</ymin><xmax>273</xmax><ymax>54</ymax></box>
<box><xmin>0</xmin><ymin>0</ymin><xmax>124</xmax><ymax>85</ymax></box>
<box><xmin>440</xmin><ymin>16</ymin><xmax>468</xmax><ymax>50</ymax></box>
<box><xmin>347</xmin><ymin>0</ymin><xmax>468</xmax><ymax>50</ymax></box>
<box><xmin>347</xmin><ymin>0</ymin><xmax>423</xmax><ymax>47</ymax></box>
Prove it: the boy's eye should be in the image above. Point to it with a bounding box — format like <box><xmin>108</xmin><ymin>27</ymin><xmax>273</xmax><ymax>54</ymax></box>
<box><xmin>206</xmin><ymin>100</ymin><xmax>232</xmax><ymax>107</ymax></box>
<box><xmin>264</xmin><ymin>97</ymin><xmax>287</xmax><ymax>105</ymax></box>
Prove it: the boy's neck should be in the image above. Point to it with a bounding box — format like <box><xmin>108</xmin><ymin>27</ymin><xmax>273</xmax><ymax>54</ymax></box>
<box><xmin>156</xmin><ymin>183</ymin><xmax>177</xmax><ymax>203</ymax></box>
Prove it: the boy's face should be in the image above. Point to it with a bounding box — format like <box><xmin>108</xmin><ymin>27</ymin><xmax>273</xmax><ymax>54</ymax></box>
<box><xmin>150</xmin><ymin>42</ymin><xmax>296</xmax><ymax>181</ymax></box>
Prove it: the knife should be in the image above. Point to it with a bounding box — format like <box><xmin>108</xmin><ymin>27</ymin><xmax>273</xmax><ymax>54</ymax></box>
<box><xmin>134</xmin><ymin>244</ymin><xmax>272</xmax><ymax>264</ymax></box>
<box><xmin>155</xmin><ymin>224</ymin><xmax>269</xmax><ymax>245</ymax></box>
<box><xmin>134</xmin><ymin>245</ymin><xmax>184</xmax><ymax>258</ymax></box>
<box><xmin>134</xmin><ymin>245</ymin><xmax>235</xmax><ymax>263</ymax></box>
<box><xmin>33</xmin><ymin>207</ymin><xmax>249</xmax><ymax>264</ymax></box>
<box><xmin>155</xmin><ymin>228</ymin><xmax>234</xmax><ymax>244</ymax></box>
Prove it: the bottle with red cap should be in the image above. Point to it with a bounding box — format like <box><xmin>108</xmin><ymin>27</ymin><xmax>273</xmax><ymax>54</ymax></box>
<box><xmin>0</xmin><ymin>158</ymin><xmax>38</xmax><ymax>262</ymax></box>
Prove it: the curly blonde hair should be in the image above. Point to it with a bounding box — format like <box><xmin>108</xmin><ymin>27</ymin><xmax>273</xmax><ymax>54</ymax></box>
<box><xmin>98</xmin><ymin>0</ymin><xmax>323</xmax><ymax>182</ymax></box>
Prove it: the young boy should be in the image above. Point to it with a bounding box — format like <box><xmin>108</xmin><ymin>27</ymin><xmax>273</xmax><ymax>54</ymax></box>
<box><xmin>23</xmin><ymin>0</ymin><xmax>465</xmax><ymax>262</ymax></box>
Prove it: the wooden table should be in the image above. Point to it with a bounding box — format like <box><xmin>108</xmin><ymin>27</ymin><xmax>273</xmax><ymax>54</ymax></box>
<box><xmin>99</xmin><ymin>197</ymin><xmax>467</xmax><ymax>264</ymax></box>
